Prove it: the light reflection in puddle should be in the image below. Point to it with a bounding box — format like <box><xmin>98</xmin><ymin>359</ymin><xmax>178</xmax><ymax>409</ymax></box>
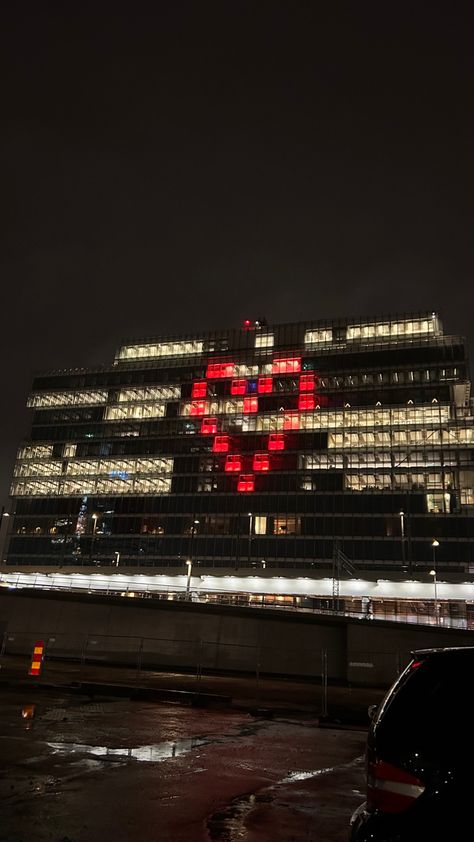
<box><xmin>46</xmin><ymin>737</ymin><xmax>207</xmax><ymax>763</ymax></box>
<box><xmin>281</xmin><ymin>755</ymin><xmax>365</xmax><ymax>784</ymax></box>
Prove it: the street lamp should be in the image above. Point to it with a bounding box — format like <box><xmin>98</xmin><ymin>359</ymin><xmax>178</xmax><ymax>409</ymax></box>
<box><xmin>430</xmin><ymin>539</ymin><xmax>440</xmax><ymax>624</ymax></box>
<box><xmin>0</xmin><ymin>507</ymin><xmax>10</xmax><ymax>563</ymax></box>
<box><xmin>114</xmin><ymin>551</ymin><xmax>120</xmax><ymax>567</ymax></box>
<box><xmin>248</xmin><ymin>512</ymin><xmax>253</xmax><ymax>566</ymax></box>
<box><xmin>185</xmin><ymin>520</ymin><xmax>199</xmax><ymax>599</ymax></box>
<box><xmin>185</xmin><ymin>559</ymin><xmax>192</xmax><ymax>599</ymax></box>
<box><xmin>190</xmin><ymin>519</ymin><xmax>199</xmax><ymax>560</ymax></box>
<box><xmin>399</xmin><ymin>510</ymin><xmax>407</xmax><ymax>573</ymax></box>
<box><xmin>90</xmin><ymin>513</ymin><xmax>99</xmax><ymax>564</ymax></box>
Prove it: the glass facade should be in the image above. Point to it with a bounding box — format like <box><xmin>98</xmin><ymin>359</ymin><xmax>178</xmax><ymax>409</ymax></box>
<box><xmin>5</xmin><ymin>312</ymin><xmax>474</xmax><ymax>577</ymax></box>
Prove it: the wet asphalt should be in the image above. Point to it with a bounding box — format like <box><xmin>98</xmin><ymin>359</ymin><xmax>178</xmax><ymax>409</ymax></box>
<box><xmin>0</xmin><ymin>687</ymin><xmax>366</xmax><ymax>842</ymax></box>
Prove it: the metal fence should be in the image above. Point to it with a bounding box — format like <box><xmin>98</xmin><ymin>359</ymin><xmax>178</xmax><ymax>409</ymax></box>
<box><xmin>0</xmin><ymin>629</ymin><xmax>411</xmax><ymax>717</ymax></box>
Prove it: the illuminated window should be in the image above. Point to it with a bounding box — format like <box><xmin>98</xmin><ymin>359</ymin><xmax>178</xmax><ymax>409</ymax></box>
<box><xmin>304</xmin><ymin>328</ymin><xmax>333</xmax><ymax>345</ymax></box>
<box><xmin>284</xmin><ymin>411</ymin><xmax>299</xmax><ymax>430</ymax></box>
<box><xmin>254</xmin><ymin>515</ymin><xmax>267</xmax><ymax>534</ymax></box>
<box><xmin>255</xmin><ymin>333</ymin><xmax>274</xmax><ymax>349</ymax></box>
<box><xmin>27</xmin><ymin>390</ymin><xmax>108</xmax><ymax>408</ymax></box>
<box><xmin>298</xmin><ymin>394</ymin><xmax>315</xmax><ymax>411</ymax></box>
<box><xmin>253</xmin><ymin>452</ymin><xmax>270</xmax><ymax>471</ymax></box>
<box><xmin>225</xmin><ymin>454</ymin><xmax>242</xmax><ymax>472</ymax></box>
<box><xmin>190</xmin><ymin>401</ymin><xmax>206</xmax><ymax>416</ymax></box>
<box><xmin>206</xmin><ymin>362</ymin><xmax>236</xmax><ymax>379</ymax></box>
<box><xmin>299</xmin><ymin>373</ymin><xmax>315</xmax><ymax>391</ymax></box>
<box><xmin>243</xmin><ymin>396</ymin><xmax>258</xmax><ymax>413</ymax></box>
<box><xmin>201</xmin><ymin>417</ymin><xmax>218</xmax><ymax>434</ymax></box>
<box><xmin>192</xmin><ymin>381</ymin><xmax>207</xmax><ymax>399</ymax></box>
<box><xmin>117</xmin><ymin>386</ymin><xmax>180</xmax><ymax>402</ymax></box>
<box><xmin>118</xmin><ymin>340</ymin><xmax>204</xmax><ymax>361</ymax></box>
<box><xmin>220</xmin><ymin>398</ymin><xmax>244</xmax><ymax>415</ymax></box>
<box><xmin>257</xmin><ymin>377</ymin><xmax>272</xmax><ymax>393</ymax></box>
<box><xmin>237</xmin><ymin>474</ymin><xmax>255</xmax><ymax>492</ymax></box>
<box><xmin>268</xmin><ymin>433</ymin><xmax>285</xmax><ymax>450</ymax></box>
<box><xmin>213</xmin><ymin>435</ymin><xmax>229</xmax><ymax>453</ymax></box>
<box><xmin>105</xmin><ymin>403</ymin><xmax>166</xmax><ymax>421</ymax></box>
<box><xmin>272</xmin><ymin>358</ymin><xmax>301</xmax><ymax>375</ymax></box>
<box><xmin>231</xmin><ymin>379</ymin><xmax>247</xmax><ymax>395</ymax></box>
<box><xmin>273</xmin><ymin>516</ymin><xmax>300</xmax><ymax>535</ymax></box>
<box><xmin>17</xmin><ymin>445</ymin><xmax>54</xmax><ymax>460</ymax></box>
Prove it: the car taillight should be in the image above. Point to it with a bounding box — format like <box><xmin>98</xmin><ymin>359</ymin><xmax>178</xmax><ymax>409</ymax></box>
<box><xmin>367</xmin><ymin>759</ymin><xmax>425</xmax><ymax>814</ymax></box>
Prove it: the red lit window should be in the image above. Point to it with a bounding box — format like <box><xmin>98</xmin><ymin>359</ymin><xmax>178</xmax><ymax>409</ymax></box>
<box><xmin>243</xmin><ymin>396</ymin><xmax>258</xmax><ymax>413</ymax></box>
<box><xmin>237</xmin><ymin>474</ymin><xmax>255</xmax><ymax>492</ymax></box>
<box><xmin>192</xmin><ymin>381</ymin><xmax>207</xmax><ymax>398</ymax></box>
<box><xmin>190</xmin><ymin>400</ymin><xmax>206</xmax><ymax>416</ymax></box>
<box><xmin>206</xmin><ymin>362</ymin><xmax>236</xmax><ymax>379</ymax></box>
<box><xmin>298</xmin><ymin>394</ymin><xmax>315</xmax><ymax>411</ymax></box>
<box><xmin>213</xmin><ymin>435</ymin><xmax>229</xmax><ymax>453</ymax></box>
<box><xmin>231</xmin><ymin>379</ymin><xmax>247</xmax><ymax>395</ymax></box>
<box><xmin>258</xmin><ymin>377</ymin><xmax>272</xmax><ymax>394</ymax></box>
<box><xmin>272</xmin><ymin>358</ymin><xmax>301</xmax><ymax>375</ymax></box>
<box><xmin>201</xmin><ymin>417</ymin><xmax>217</xmax><ymax>434</ymax></box>
<box><xmin>268</xmin><ymin>433</ymin><xmax>285</xmax><ymax>450</ymax></box>
<box><xmin>284</xmin><ymin>412</ymin><xmax>299</xmax><ymax>430</ymax></box>
<box><xmin>253</xmin><ymin>452</ymin><xmax>270</xmax><ymax>471</ymax></box>
<box><xmin>225</xmin><ymin>454</ymin><xmax>242</xmax><ymax>472</ymax></box>
<box><xmin>299</xmin><ymin>373</ymin><xmax>315</xmax><ymax>391</ymax></box>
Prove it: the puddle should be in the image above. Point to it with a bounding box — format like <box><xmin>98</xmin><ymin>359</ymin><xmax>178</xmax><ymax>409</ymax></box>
<box><xmin>206</xmin><ymin>755</ymin><xmax>365</xmax><ymax>840</ymax></box>
<box><xmin>46</xmin><ymin>736</ymin><xmax>208</xmax><ymax>763</ymax></box>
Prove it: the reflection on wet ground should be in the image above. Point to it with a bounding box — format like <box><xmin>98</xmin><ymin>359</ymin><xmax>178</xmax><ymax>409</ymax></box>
<box><xmin>0</xmin><ymin>687</ymin><xmax>367</xmax><ymax>842</ymax></box>
<box><xmin>46</xmin><ymin>736</ymin><xmax>208</xmax><ymax>763</ymax></box>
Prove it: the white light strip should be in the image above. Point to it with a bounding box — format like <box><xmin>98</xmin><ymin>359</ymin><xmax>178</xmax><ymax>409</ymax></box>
<box><xmin>1</xmin><ymin>572</ymin><xmax>473</xmax><ymax>601</ymax></box>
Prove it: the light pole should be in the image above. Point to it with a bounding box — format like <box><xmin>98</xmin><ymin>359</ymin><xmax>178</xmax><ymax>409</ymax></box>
<box><xmin>399</xmin><ymin>510</ymin><xmax>407</xmax><ymax>573</ymax></box>
<box><xmin>185</xmin><ymin>559</ymin><xmax>192</xmax><ymax>599</ymax></box>
<box><xmin>190</xmin><ymin>519</ymin><xmax>199</xmax><ymax>561</ymax></box>
<box><xmin>248</xmin><ymin>512</ymin><xmax>253</xmax><ymax>566</ymax></box>
<box><xmin>89</xmin><ymin>513</ymin><xmax>99</xmax><ymax>564</ymax></box>
<box><xmin>186</xmin><ymin>520</ymin><xmax>199</xmax><ymax>599</ymax></box>
<box><xmin>430</xmin><ymin>539</ymin><xmax>440</xmax><ymax>624</ymax></box>
<box><xmin>114</xmin><ymin>551</ymin><xmax>120</xmax><ymax>567</ymax></box>
<box><xmin>0</xmin><ymin>508</ymin><xmax>10</xmax><ymax>563</ymax></box>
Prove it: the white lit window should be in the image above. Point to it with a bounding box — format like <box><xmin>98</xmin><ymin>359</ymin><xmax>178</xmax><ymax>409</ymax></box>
<box><xmin>105</xmin><ymin>402</ymin><xmax>166</xmax><ymax>420</ymax></box>
<box><xmin>255</xmin><ymin>333</ymin><xmax>274</xmax><ymax>349</ymax></box>
<box><xmin>304</xmin><ymin>328</ymin><xmax>333</xmax><ymax>345</ymax></box>
<box><xmin>27</xmin><ymin>391</ymin><xmax>108</xmax><ymax>408</ymax></box>
<box><xmin>17</xmin><ymin>444</ymin><xmax>54</xmax><ymax>460</ymax></box>
<box><xmin>117</xmin><ymin>386</ymin><xmax>181</xmax><ymax>402</ymax></box>
<box><xmin>117</xmin><ymin>340</ymin><xmax>204</xmax><ymax>361</ymax></box>
<box><xmin>254</xmin><ymin>516</ymin><xmax>267</xmax><ymax>535</ymax></box>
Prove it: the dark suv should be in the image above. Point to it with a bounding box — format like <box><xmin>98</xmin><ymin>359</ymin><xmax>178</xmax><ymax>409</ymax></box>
<box><xmin>350</xmin><ymin>647</ymin><xmax>474</xmax><ymax>841</ymax></box>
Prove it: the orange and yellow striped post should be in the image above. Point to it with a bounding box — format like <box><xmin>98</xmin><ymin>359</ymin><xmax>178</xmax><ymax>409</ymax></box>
<box><xmin>28</xmin><ymin>641</ymin><xmax>45</xmax><ymax>677</ymax></box>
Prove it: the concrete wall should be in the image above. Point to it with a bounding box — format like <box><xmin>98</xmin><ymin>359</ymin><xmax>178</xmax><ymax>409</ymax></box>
<box><xmin>1</xmin><ymin>589</ymin><xmax>473</xmax><ymax>686</ymax></box>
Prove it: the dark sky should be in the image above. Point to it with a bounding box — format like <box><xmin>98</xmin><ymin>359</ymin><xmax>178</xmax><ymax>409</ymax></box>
<box><xmin>1</xmin><ymin>2</ymin><xmax>473</xmax><ymax>506</ymax></box>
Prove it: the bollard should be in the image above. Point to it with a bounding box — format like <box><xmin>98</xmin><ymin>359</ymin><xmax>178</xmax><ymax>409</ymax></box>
<box><xmin>28</xmin><ymin>641</ymin><xmax>45</xmax><ymax>677</ymax></box>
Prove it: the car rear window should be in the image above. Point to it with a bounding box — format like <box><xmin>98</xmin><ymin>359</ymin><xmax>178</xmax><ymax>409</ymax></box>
<box><xmin>376</xmin><ymin>654</ymin><xmax>474</xmax><ymax>763</ymax></box>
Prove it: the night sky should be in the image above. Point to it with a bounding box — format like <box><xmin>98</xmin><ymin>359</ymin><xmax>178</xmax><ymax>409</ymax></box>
<box><xmin>1</xmin><ymin>2</ymin><xmax>473</xmax><ymax>506</ymax></box>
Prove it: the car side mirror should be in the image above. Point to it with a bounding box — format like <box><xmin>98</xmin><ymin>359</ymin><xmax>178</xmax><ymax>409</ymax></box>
<box><xmin>368</xmin><ymin>704</ymin><xmax>378</xmax><ymax>720</ymax></box>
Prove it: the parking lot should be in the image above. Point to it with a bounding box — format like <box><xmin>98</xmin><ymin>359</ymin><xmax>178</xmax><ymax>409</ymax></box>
<box><xmin>0</xmin><ymin>686</ymin><xmax>366</xmax><ymax>841</ymax></box>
